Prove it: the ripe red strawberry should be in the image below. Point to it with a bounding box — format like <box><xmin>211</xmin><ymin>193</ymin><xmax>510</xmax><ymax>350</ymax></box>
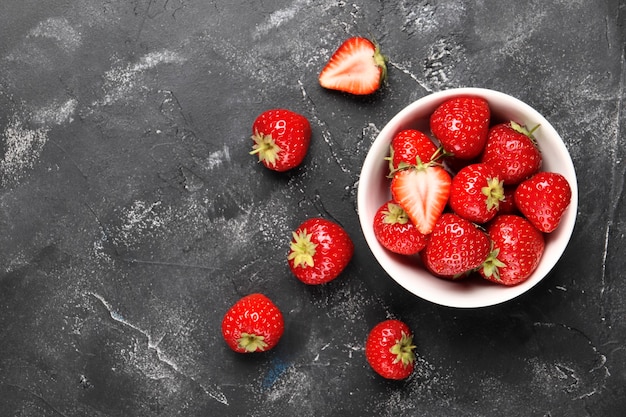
<box><xmin>390</xmin><ymin>162</ymin><xmax>452</xmax><ymax>235</ymax></box>
<box><xmin>365</xmin><ymin>319</ymin><xmax>416</xmax><ymax>380</ymax></box>
<box><xmin>481</xmin><ymin>121</ymin><xmax>542</xmax><ymax>184</ymax></box>
<box><xmin>514</xmin><ymin>171</ymin><xmax>572</xmax><ymax>233</ymax></box>
<box><xmin>480</xmin><ymin>214</ymin><xmax>545</xmax><ymax>286</ymax></box>
<box><xmin>250</xmin><ymin>109</ymin><xmax>311</xmax><ymax>172</ymax></box>
<box><xmin>430</xmin><ymin>96</ymin><xmax>491</xmax><ymax>160</ymax></box>
<box><xmin>386</xmin><ymin>129</ymin><xmax>439</xmax><ymax>173</ymax></box>
<box><xmin>288</xmin><ymin>218</ymin><xmax>354</xmax><ymax>284</ymax></box>
<box><xmin>221</xmin><ymin>293</ymin><xmax>284</xmax><ymax>353</ymax></box>
<box><xmin>318</xmin><ymin>37</ymin><xmax>387</xmax><ymax>95</ymax></box>
<box><xmin>421</xmin><ymin>213</ymin><xmax>491</xmax><ymax>277</ymax></box>
<box><xmin>373</xmin><ymin>200</ymin><xmax>428</xmax><ymax>255</ymax></box>
<box><xmin>449</xmin><ymin>163</ymin><xmax>504</xmax><ymax>224</ymax></box>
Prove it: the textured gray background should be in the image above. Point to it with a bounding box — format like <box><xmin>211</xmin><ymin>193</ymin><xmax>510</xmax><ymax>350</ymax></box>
<box><xmin>0</xmin><ymin>0</ymin><xmax>624</xmax><ymax>416</ymax></box>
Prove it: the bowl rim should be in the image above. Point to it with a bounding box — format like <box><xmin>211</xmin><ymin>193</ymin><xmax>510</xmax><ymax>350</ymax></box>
<box><xmin>357</xmin><ymin>87</ymin><xmax>578</xmax><ymax>308</ymax></box>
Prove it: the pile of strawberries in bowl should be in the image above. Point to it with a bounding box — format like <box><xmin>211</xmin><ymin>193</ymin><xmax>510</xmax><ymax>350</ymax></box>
<box><xmin>358</xmin><ymin>88</ymin><xmax>578</xmax><ymax>308</ymax></box>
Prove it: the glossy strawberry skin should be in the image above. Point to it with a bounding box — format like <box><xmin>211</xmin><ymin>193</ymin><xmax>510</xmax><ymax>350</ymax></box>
<box><xmin>251</xmin><ymin>109</ymin><xmax>311</xmax><ymax>172</ymax></box>
<box><xmin>422</xmin><ymin>213</ymin><xmax>491</xmax><ymax>277</ymax></box>
<box><xmin>481</xmin><ymin>122</ymin><xmax>542</xmax><ymax>185</ymax></box>
<box><xmin>365</xmin><ymin>320</ymin><xmax>416</xmax><ymax>380</ymax></box>
<box><xmin>221</xmin><ymin>293</ymin><xmax>284</xmax><ymax>353</ymax></box>
<box><xmin>387</xmin><ymin>129</ymin><xmax>439</xmax><ymax>173</ymax></box>
<box><xmin>390</xmin><ymin>164</ymin><xmax>452</xmax><ymax>235</ymax></box>
<box><xmin>288</xmin><ymin>218</ymin><xmax>354</xmax><ymax>285</ymax></box>
<box><xmin>430</xmin><ymin>96</ymin><xmax>490</xmax><ymax>160</ymax></box>
<box><xmin>480</xmin><ymin>215</ymin><xmax>545</xmax><ymax>286</ymax></box>
<box><xmin>514</xmin><ymin>171</ymin><xmax>572</xmax><ymax>233</ymax></box>
<box><xmin>318</xmin><ymin>37</ymin><xmax>387</xmax><ymax>95</ymax></box>
<box><xmin>373</xmin><ymin>200</ymin><xmax>428</xmax><ymax>255</ymax></box>
<box><xmin>449</xmin><ymin>163</ymin><xmax>504</xmax><ymax>224</ymax></box>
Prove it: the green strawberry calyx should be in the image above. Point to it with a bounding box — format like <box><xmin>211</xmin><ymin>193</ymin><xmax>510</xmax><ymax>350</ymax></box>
<box><xmin>383</xmin><ymin>202</ymin><xmax>410</xmax><ymax>225</ymax></box>
<box><xmin>510</xmin><ymin>121</ymin><xmax>541</xmax><ymax>147</ymax></box>
<box><xmin>237</xmin><ymin>332</ymin><xmax>269</xmax><ymax>352</ymax></box>
<box><xmin>250</xmin><ymin>130</ymin><xmax>282</xmax><ymax>166</ymax></box>
<box><xmin>372</xmin><ymin>40</ymin><xmax>389</xmax><ymax>85</ymax></box>
<box><xmin>481</xmin><ymin>248</ymin><xmax>507</xmax><ymax>281</ymax></box>
<box><xmin>386</xmin><ymin>146</ymin><xmax>448</xmax><ymax>178</ymax></box>
<box><xmin>481</xmin><ymin>177</ymin><xmax>505</xmax><ymax>211</ymax></box>
<box><xmin>288</xmin><ymin>229</ymin><xmax>318</xmax><ymax>268</ymax></box>
<box><xmin>390</xmin><ymin>331</ymin><xmax>417</xmax><ymax>368</ymax></box>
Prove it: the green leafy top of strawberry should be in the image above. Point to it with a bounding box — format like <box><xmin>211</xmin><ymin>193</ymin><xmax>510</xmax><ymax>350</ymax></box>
<box><xmin>389</xmin><ymin>331</ymin><xmax>417</xmax><ymax>367</ymax></box>
<box><xmin>481</xmin><ymin>176</ymin><xmax>505</xmax><ymax>211</ymax></box>
<box><xmin>288</xmin><ymin>228</ymin><xmax>318</xmax><ymax>268</ymax></box>
<box><xmin>480</xmin><ymin>247</ymin><xmax>507</xmax><ymax>281</ymax></box>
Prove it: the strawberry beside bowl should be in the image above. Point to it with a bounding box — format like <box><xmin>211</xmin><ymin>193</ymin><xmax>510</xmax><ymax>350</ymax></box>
<box><xmin>357</xmin><ymin>88</ymin><xmax>578</xmax><ymax>308</ymax></box>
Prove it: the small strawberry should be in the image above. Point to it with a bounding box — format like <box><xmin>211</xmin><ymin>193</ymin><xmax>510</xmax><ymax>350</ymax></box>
<box><xmin>373</xmin><ymin>200</ymin><xmax>428</xmax><ymax>255</ymax></box>
<box><xmin>430</xmin><ymin>96</ymin><xmax>491</xmax><ymax>160</ymax></box>
<box><xmin>365</xmin><ymin>319</ymin><xmax>416</xmax><ymax>380</ymax></box>
<box><xmin>449</xmin><ymin>163</ymin><xmax>504</xmax><ymax>224</ymax></box>
<box><xmin>480</xmin><ymin>121</ymin><xmax>542</xmax><ymax>184</ymax></box>
<box><xmin>390</xmin><ymin>161</ymin><xmax>452</xmax><ymax>235</ymax></box>
<box><xmin>288</xmin><ymin>218</ymin><xmax>354</xmax><ymax>285</ymax></box>
<box><xmin>386</xmin><ymin>129</ymin><xmax>439</xmax><ymax>173</ymax></box>
<box><xmin>421</xmin><ymin>213</ymin><xmax>491</xmax><ymax>277</ymax></box>
<box><xmin>250</xmin><ymin>109</ymin><xmax>311</xmax><ymax>172</ymax></box>
<box><xmin>221</xmin><ymin>293</ymin><xmax>284</xmax><ymax>353</ymax></box>
<box><xmin>480</xmin><ymin>214</ymin><xmax>545</xmax><ymax>286</ymax></box>
<box><xmin>514</xmin><ymin>171</ymin><xmax>572</xmax><ymax>233</ymax></box>
<box><xmin>318</xmin><ymin>37</ymin><xmax>387</xmax><ymax>95</ymax></box>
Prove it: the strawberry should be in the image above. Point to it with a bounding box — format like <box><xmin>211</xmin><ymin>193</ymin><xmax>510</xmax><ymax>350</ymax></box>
<box><xmin>318</xmin><ymin>37</ymin><xmax>387</xmax><ymax>95</ymax></box>
<box><xmin>288</xmin><ymin>218</ymin><xmax>354</xmax><ymax>285</ymax></box>
<box><xmin>480</xmin><ymin>214</ymin><xmax>545</xmax><ymax>286</ymax></box>
<box><xmin>390</xmin><ymin>161</ymin><xmax>452</xmax><ymax>235</ymax></box>
<box><xmin>250</xmin><ymin>109</ymin><xmax>311</xmax><ymax>172</ymax></box>
<box><xmin>514</xmin><ymin>171</ymin><xmax>572</xmax><ymax>233</ymax></box>
<box><xmin>449</xmin><ymin>163</ymin><xmax>504</xmax><ymax>224</ymax></box>
<box><xmin>421</xmin><ymin>213</ymin><xmax>491</xmax><ymax>277</ymax></box>
<box><xmin>365</xmin><ymin>319</ymin><xmax>416</xmax><ymax>380</ymax></box>
<box><xmin>430</xmin><ymin>96</ymin><xmax>491</xmax><ymax>160</ymax></box>
<box><xmin>221</xmin><ymin>293</ymin><xmax>284</xmax><ymax>353</ymax></box>
<box><xmin>373</xmin><ymin>200</ymin><xmax>428</xmax><ymax>255</ymax></box>
<box><xmin>386</xmin><ymin>129</ymin><xmax>439</xmax><ymax>173</ymax></box>
<box><xmin>480</xmin><ymin>121</ymin><xmax>542</xmax><ymax>184</ymax></box>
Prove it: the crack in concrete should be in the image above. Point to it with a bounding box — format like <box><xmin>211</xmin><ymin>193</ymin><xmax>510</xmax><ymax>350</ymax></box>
<box><xmin>88</xmin><ymin>292</ymin><xmax>228</xmax><ymax>405</ymax></box>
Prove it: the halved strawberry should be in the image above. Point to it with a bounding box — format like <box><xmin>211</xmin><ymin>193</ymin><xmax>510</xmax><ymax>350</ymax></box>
<box><xmin>390</xmin><ymin>161</ymin><xmax>451</xmax><ymax>235</ymax></box>
<box><xmin>318</xmin><ymin>37</ymin><xmax>387</xmax><ymax>95</ymax></box>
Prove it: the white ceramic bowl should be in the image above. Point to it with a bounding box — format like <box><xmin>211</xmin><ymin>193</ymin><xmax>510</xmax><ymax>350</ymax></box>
<box><xmin>357</xmin><ymin>88</ymin><xmax>578</xmax><ymax>308</ymax></box>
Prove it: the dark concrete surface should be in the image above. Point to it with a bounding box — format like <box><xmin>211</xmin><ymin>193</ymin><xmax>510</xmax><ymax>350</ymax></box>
<box><xmin>0</xmin><ymin>0</ymin><xmax>624</xmax><ymax>416</ymax></box>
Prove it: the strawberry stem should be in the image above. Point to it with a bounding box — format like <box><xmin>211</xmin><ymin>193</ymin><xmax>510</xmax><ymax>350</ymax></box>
<box><xmin>288</xmin><ymin>229</ymin><xmax>317</xmax><ymax>268</ymax></box>
<box><xmin>389</xmin><ymin>331</ymin><xmax>416</xmax><ymax>367</ymax></box>
<box><xmin>481</xmin><ymin>177</ymin><xmax>505</xmax><ymax>211</ymax></box>
<box><xmin>237</xmin><ymin>333</ymin><xmax>269</xmax><ymax>352</ymax></box>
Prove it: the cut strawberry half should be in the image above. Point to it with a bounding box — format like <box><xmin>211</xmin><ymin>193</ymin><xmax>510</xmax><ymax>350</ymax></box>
<box><xmin>390</xmin><ymin>162</ymin><xmax>452</xmax><ymax>235</ymax></box>
<box><xmin>318</xmin><ymin>37</ymin><xmax>387</xmax><ymax>95</ymax></box>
